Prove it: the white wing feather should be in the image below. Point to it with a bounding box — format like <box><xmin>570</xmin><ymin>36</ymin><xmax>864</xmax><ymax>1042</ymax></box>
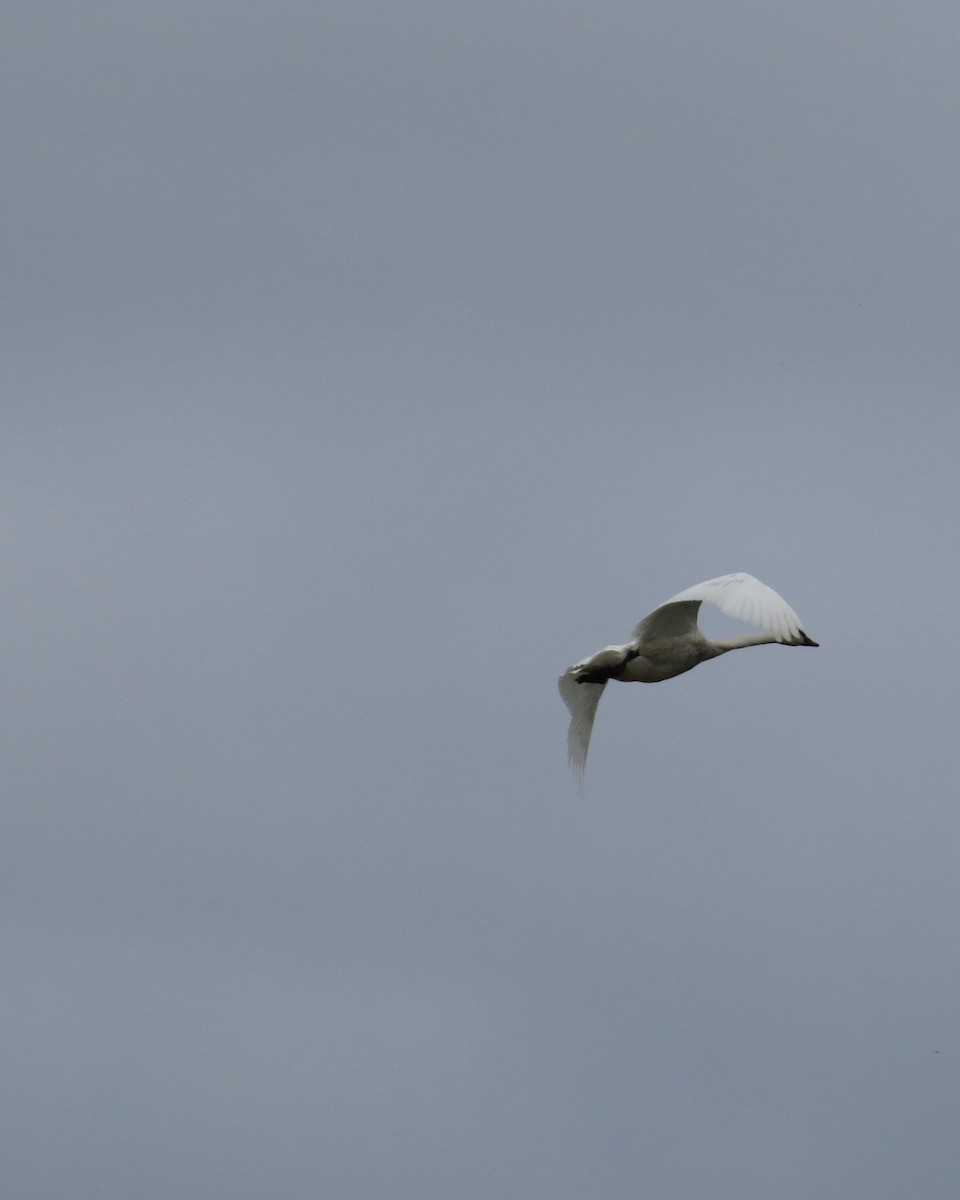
<box><xmin>557</xmin><ymin>670</ymin><xmax>606</xmax><ymax>793</ymax></box>
<box><xmin>634</xmin><ymin>572</ymin><xmax>808</xmax><ymax>645</ymax></box>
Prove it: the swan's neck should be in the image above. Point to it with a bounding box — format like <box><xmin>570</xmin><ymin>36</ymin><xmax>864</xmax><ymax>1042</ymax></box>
<box><xmin>709</xmin><ymin>634</ymin><xmax>779</xmax><ymax>655</ymax></box>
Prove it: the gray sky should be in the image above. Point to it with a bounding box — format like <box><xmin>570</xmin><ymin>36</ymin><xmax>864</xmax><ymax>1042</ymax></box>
<box><xmin>4</xmin><ymin>1</ymin><xmax>960</xmax><ymax>1197</ymax></box>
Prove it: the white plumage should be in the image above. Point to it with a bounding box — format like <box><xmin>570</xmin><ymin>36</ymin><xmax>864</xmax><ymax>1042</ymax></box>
<box><xmin>558</xmin><ymin>573</ymin><xmax>818</xmax><ymax>790</ymax></box>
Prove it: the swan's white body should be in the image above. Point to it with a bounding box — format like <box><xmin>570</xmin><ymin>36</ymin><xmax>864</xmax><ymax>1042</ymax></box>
<box><xmin>558</xmin><ymin>573</ymin><xmax>818</xmax><ymax>789</ymax></box>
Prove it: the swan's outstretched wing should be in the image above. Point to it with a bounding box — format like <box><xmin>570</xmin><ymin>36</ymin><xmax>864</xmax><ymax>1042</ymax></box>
<box><xmin>557</xmin><ymin>670</ymin><xmax>606</xmax><ymax>792</ymax></box>
<box><xmin>630</xmin><ymin>599</ymin><xmax>702</xmax><ymax>642</ymax></box>
<box><xmin>634</xmin><ymin>572</ymin><xmax>814</xmax><ymax>645</ymax></box>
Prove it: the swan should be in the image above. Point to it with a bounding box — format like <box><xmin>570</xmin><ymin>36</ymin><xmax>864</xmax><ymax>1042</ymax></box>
<box><xmin>558</xmin><ymin>572</ymin><xmax>818</xmax><ymax>789</ymax></box>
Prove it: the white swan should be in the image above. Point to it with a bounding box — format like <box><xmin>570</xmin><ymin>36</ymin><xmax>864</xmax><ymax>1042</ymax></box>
<box><xmin>558</xmin><ymin>573</ymin><xmax>818</xmax><ymax>788</ymax></box>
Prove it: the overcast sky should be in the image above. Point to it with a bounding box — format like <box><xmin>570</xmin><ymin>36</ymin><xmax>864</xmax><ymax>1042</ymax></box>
<box><xmin>4</xmin><ymin>2</ymin><xmax>960</xmax><ymax>1197</ymax></box>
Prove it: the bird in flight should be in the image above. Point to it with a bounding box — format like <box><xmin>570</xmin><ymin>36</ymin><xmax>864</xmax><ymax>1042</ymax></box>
<box><xmin>558</xmin><ymin>573</ymin><xmax>818</xmax><ymax>790</ymax></box>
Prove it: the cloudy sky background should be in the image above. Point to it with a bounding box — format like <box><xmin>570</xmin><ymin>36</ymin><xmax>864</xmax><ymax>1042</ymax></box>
<box><xmin>3</xmin><ymin>1</ymin><xmax>960</xmax><ymax>1196</ymax></box>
